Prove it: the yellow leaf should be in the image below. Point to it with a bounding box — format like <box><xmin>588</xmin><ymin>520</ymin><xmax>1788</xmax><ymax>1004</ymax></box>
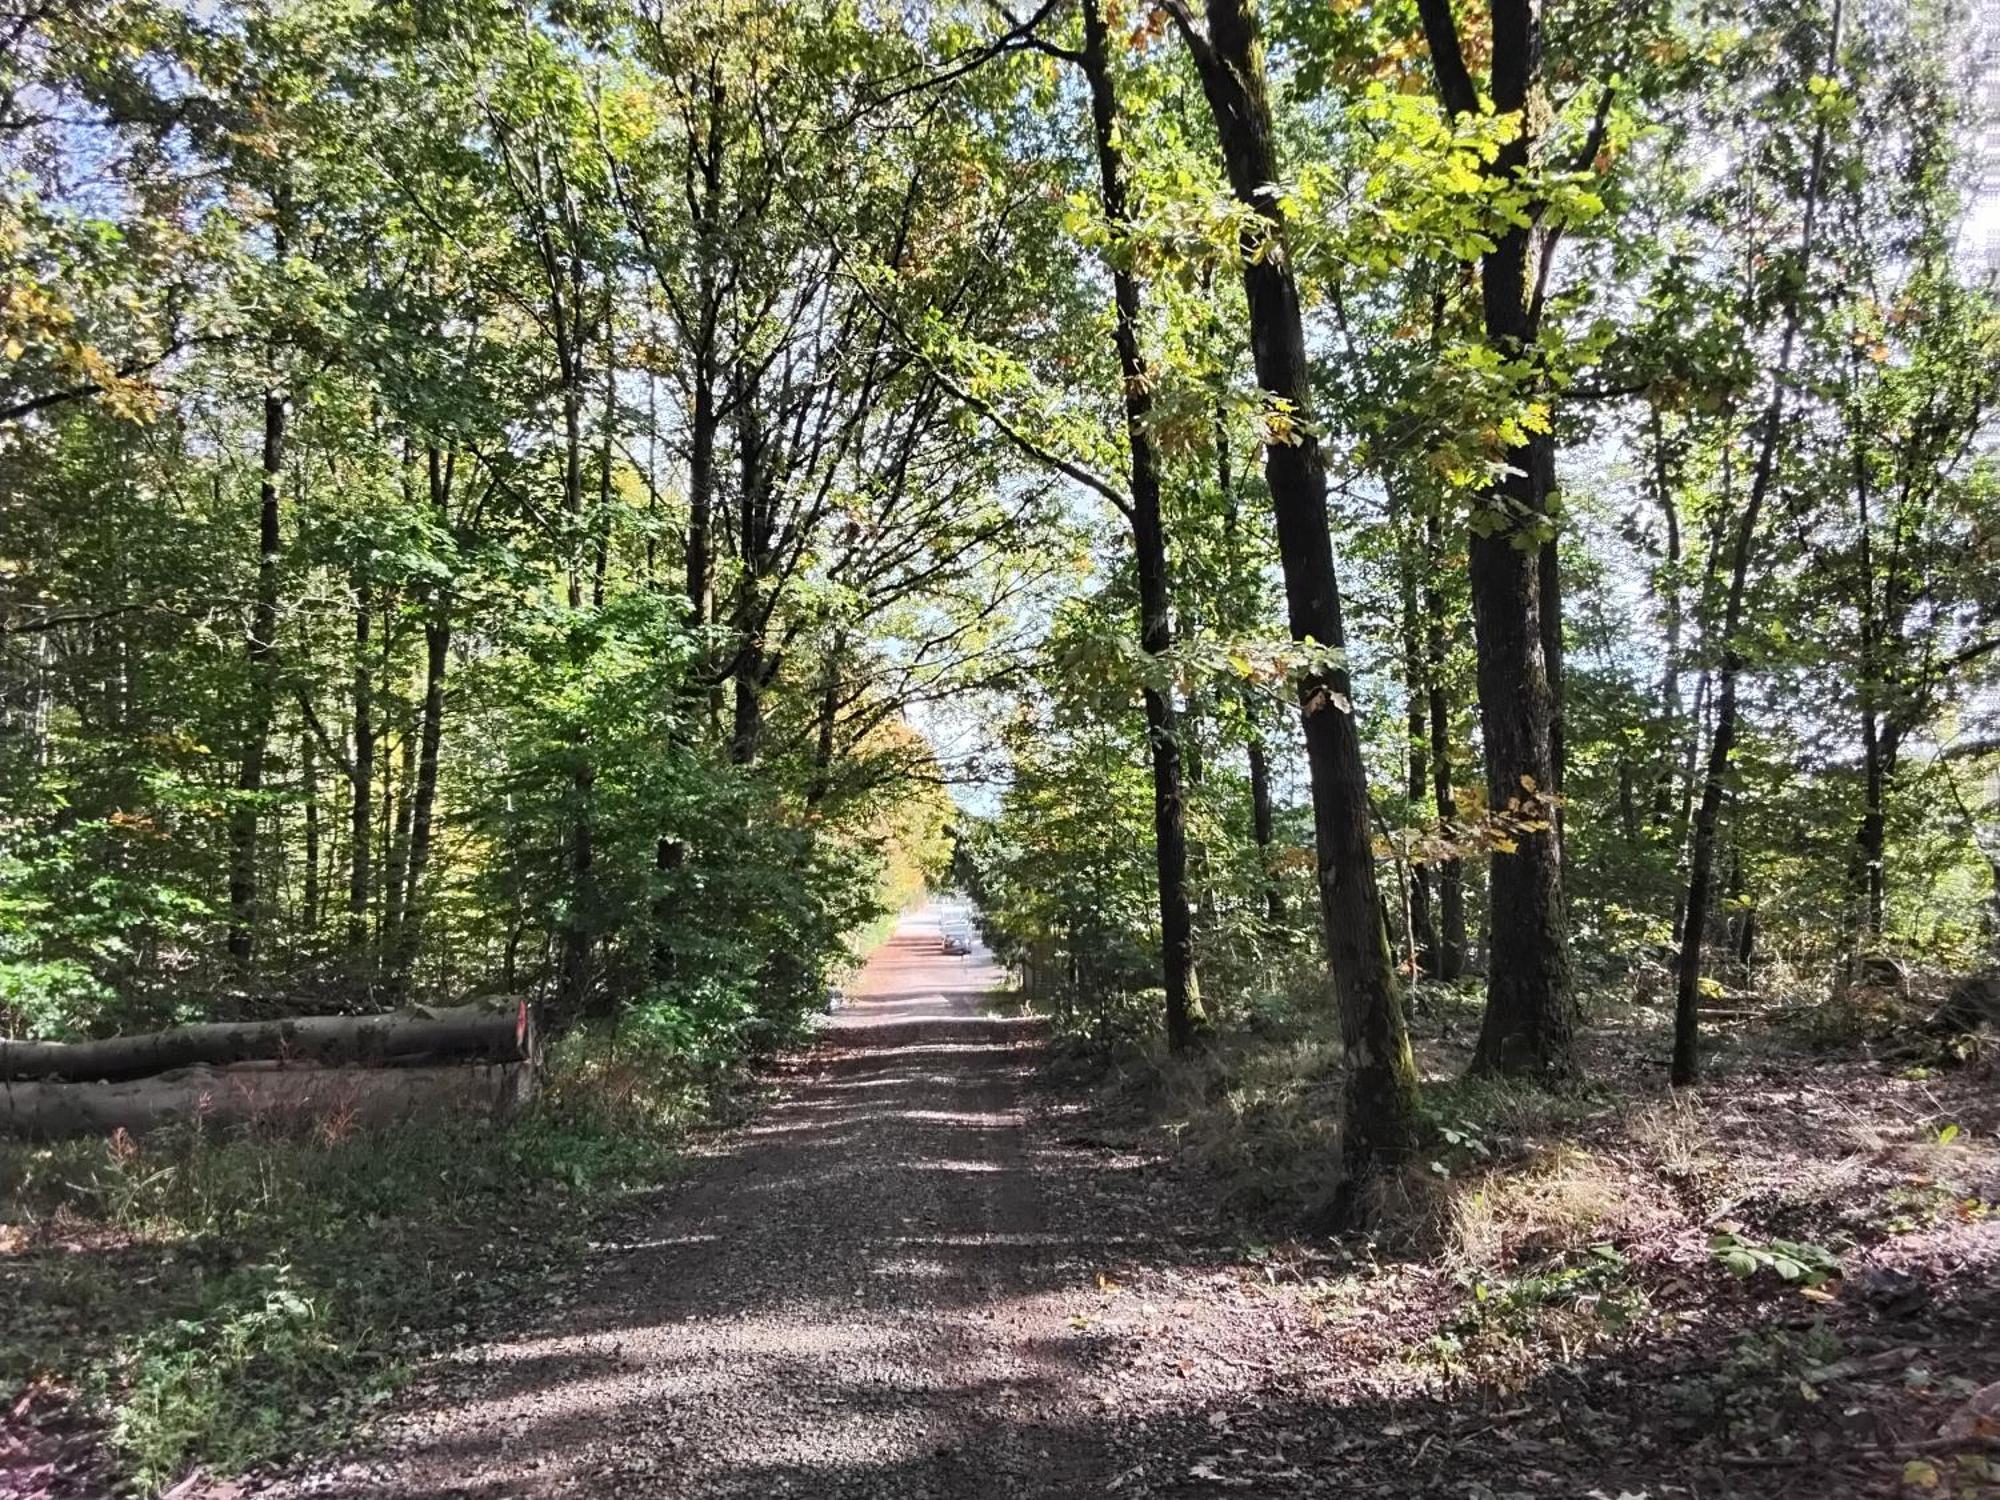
<box><xmin>1903</xmin><ymin>1459</ymin><xmax>1940</xmax><ymax>1490</ymax></box>
<box><xmin>1519</xmin><ymin>773</ymin><xmax>1537</xmax><ymax>792</ymax></box>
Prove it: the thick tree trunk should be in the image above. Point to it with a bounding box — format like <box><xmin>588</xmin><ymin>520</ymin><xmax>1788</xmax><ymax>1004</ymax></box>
<box><xmin>806</xmin><ymin>635</ymin><xmax>846</xmax><ymax>808</ymax></box>
<box><xmin>1</xmin><ymin>1001</ymin><xmax>537</xmax><ymax>1084</ymax></box>
<box><xmin>1417</xmin><ymin>0</ymin><xmax>1576</xmax><ymax>1078</ymax></box>
<box><xmin>1082</xmin><ymin>0</ymin><xmax>1203</xmax><ymax>1052</ymax></box>
<box><xmin>0</xmin><ymin>1058</ymin><xmax>537</xmax><ymax>1141</ymax></box>
<box><xmin>227</xmin><ymin>386</ymin><xmax>287</xmax><ymax>965</ymax></box>
<box><xmin>1173</xmin><ymin>0</ymin><xmax>1418</xmax><ymax>1211</ymax></box>
<box><xmin>1849</xmin><ymin>718</ymin><xmax>1902</xmax><ymax>945</ymax></box>
<box><xmin>731</xmin><ymin>645</ymin><xmax>765</xmax><ymax>766</ymax></box>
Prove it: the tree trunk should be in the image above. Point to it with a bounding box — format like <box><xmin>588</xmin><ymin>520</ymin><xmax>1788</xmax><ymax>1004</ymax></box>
<box><xmin>1418</xmin><ymin>0</ymin><xmax>1575</xmax><ymax>1078</ymax></box>
<box><xmin>1399</xmin><ymin>517</ymin><xmax>1437</xmax><ymax>973</ymax></box>
<box><xmin>1081</xmin><ymin>0</ymin><xmax>1204</xmax><ymax>1053</ymax></box>
<box><xmin>383</xmin><ymin>719</ymin><xmax>416</xmax><ymax>947</ymax></box>
<box><xmin>1</xmin><ymin>1000</ymin><xmax>537</xmax><ymax>1084</ymax></box>
<box><xmin>347</xmin><ymin>587</ymin><xmax>374</xmax><ymax>959</ymax></box>
<box><xmin>1649</xmin><ymin>400</ymin><xmax>1684</xmax><ymax>826</ymax></box>
<box><xmin>393</xmin><ymin>448</ymin><xmax>453</xmax><ymax>988</ymax></box>
<box><xmin>1247</xmin><ymin>730</ymin><xmax>1282</xmax><ymax>925</ymax></box>
<box><xmin>0</xmin><ymin>1059</ymin><xmax>537</xmax><ymax>1142</ymax></box>
<box><xmin>686</xmin><ymin>370</ymin><xmax>716</xmax><ymax>625</ymax></box>
<box><xmin>1219</xmin><ymin>392</ymin><xmax>1281</xmax><ymax>928</ymax></box>
<box><xmin>555</xmin><ymin>262</ymin><xmax>594</xmax><ymax>1005</ymax></box>
<box><xmin>1172</xmin><ymin>0</ymin><xmax>1418</xmax><ymax>1212</ymax></box>
<box><xmin>559</xmin><ymin>762</ymin><xmax>595</xmax><ymax>1014</ymax></box>
<box><xmin>227</xmin><ymin>385</ymin><xmax>287</xmax><ymax>965</ymax></box>
<box><xmin>1674</xmin><ymin>0</ymin><xmax>1839</xmax><ymax>1086</ymax></box>
<box><xmin>1425</xmin><ymin>509</ymin><xmax>1466</xmax><ymax>978</ymax></box>
<box><xmin>302</xmin><ymin>732</ymin><xmax>320</xmax><ymax>937</ymax></box>
<box><xmin>729</xmin><ymin>395</ymin><xmax>770</xmax><ymax>767</ymax></box>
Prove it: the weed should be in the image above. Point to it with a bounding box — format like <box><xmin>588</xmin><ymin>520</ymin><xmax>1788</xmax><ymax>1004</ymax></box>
<box><xmin>0</xmin><ymin>1034</ymin><xmax>707</xmax><ymax>1493</ymax></box>
<box><xmin>1709</xmin><ymin>1229</ymin><xmax>1842</xmax><ymax>1286</ymax></box>
<box><xmin>1423</xmin><ymin>1243</ymin><xmax>1651</xmax><ymax>1391</ymax></box>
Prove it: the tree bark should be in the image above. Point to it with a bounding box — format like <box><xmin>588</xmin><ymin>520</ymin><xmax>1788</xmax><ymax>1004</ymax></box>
<box><xmin>302</xmin><ymin>732</ymin><xmax>321</xmax><ymax>937</ymax></box>
<box><xmin>559</xmin><ymin>761</ymin><xmax>596</xmax><ymax>1015</ymax></box>
<box><xmin>1169</xmin><ymin>0</ymin><xmax>1418</xmax><ymax>1212</ymax></box>
<box><xmin>1674</xmin><ymin>0</ymin><xmax>1840</xmax><ymax>1085</ymax></box>
<box><xmin>0</xmin><ymin>1059</ymin><xmax>536</xmax><ymax>1141</ymax></box>
<box><xmin>392</xmin><ymin>448</ymin><xmax>453</xmax><ymax>988</ymax></box>
<box><xmin>1399</xmin><ymin>511</ymin><xmax>1438</xmax><ymax>973</ymax></box>
<box><xmin>1247</xmin><ymin>730</ymin><xmax>1282</xmax><ymax>925</ymax></box>
<box><xmin>1081</xmin><ymin>0</ymin><xmax>1204</xmax><ymax>1053</ymax></box>
<box><xmin>1649</xmin><ymin>400</ymin><xmax>1684</xmax><ymax>826</ymax></box>
<box><xmin>1425</xmin><ymin>509</ymin><xmax>1466</xmax><ymax>978</ymax></box>
<box><xmin>1</xmin><ymin>1000</ymin><xmax>537</xmax><ymax>1084</ymax></box>
<box><xmin>347</xmin><ymin>586</ymin><xmax>374</xmax><ymax>959</ymax></box>
<box><xmin>227</xmin><ymin>386</ymin><xmax>287</xmax><ymax>965</ymax></box>
<box><xmin>1418</xmin><ymin>0</ymin><xmax>1576</xmax><ymax>1079</ymax></box>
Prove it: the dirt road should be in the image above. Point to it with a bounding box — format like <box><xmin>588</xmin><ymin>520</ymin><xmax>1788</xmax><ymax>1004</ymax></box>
<box><xmin>247</xmin><ymin>910</ymin><xmax>2000</xmax><ymax>1500</ymax></box>
<box><xmin>283</xmin><ymin>910</ymin><xmax>1256</xmax><ymax>1499</ymax></box>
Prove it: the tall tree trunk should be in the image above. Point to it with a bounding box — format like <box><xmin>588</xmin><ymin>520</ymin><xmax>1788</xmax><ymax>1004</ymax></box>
<box><xmin>1649</xmin><ymin>400</ymin><xmax>1684</xmax><ymax>826</ymax></box>
<box><xmin>1170</xmin><ymin>0</ymin><xmax>1418</xmax><ymax>1212</ymax></box>
<box><xmin>393</xmin><ymin>448</ymin><xmax>453</xmax><ymax>989</ymax></box>
<box><xmin>1425</xmin><ymin>509</ymin><xmax>1467</xmax><ymax>979</ymax></box>
<box><xmin>227</xmin><ymin>388</ymin><xmax>287</xmax><ymax>965</ymax></box>
<box><xmin>728</xmin><ymin>391</ymin><xmax>768</xmax><ymax>767</ymax></box>
<box><xmin>301</xmin><ymin>732</ymin><xmax>320</xmax><ymax>938</ymax></box>
<box><xmin>806</xmin><ymin>633</ymin><xmax>846</xmax><ymax>808</ymax></box>
<box><xmin>592</xmin><ymin>273</ymin><xmax>614</xmax><ymax>610</ymax></box>
<box><xmin>686</xmin><ymin>373</ymin><xmax>716</xmax><ymax>626</ymax></box>
<box><xmin>384</xmin><ymin>719</ymin><xmax>416</xmax><ymax>948</ymax></box>
<box><xmin>554</xmin><ymin>261</ymin><xmax>594</xmax><ymax>1009</ymax></box>
<box><xmin>1851</xmin><ymin>720</ymin><xmax>1902</xmax><ymax>944</ymax></box>
<box><xmin>396</xmin><ymin>607</ymin><xmax>450</xmax><ymax>987</ymax></box>
<box><xmin>1399</xmin><ymin>511</ymin><xmax>1438</xmax><ymax>973</ymax></box>
<box><xmin>1081</xmin><ymin>0</ymin><xmax>1204</xmax><ymax>1052</ymax></box>
<box><xmin>1674</xmin><ymin>0</ymin><xmax>1840</xmax><ymax>1086</ymax></box>
<box><xmin>560</xmin><ymin>761</ymin><xmax>595</xmax><ymax>1013</ymax></box>
<box><xmin>347</xmin><ymin>589</ymin><xmax>374</xmax><ymax>959</ymax></box>
<box><xmin>1418</xmin><ymin>0</ymin><xmax>1575</xmax><ymax>1079</ymax></box>
<box><xmin>1218</xmin><ymin>393</ymin><xmax>1281</xmax><ymax>927</ymax></box>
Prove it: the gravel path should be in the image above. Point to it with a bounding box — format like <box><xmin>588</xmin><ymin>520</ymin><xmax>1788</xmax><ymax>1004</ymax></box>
<box><xmin>277</xmin><ymin>910</ymin><xmax>1255</xmax><ymax>1499</ymax></box>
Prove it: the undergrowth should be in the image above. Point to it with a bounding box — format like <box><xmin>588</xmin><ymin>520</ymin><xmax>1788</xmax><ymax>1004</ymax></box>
<box><xmin>0</xmin><ymin>1025</ymin><xmax>725</xmax><ymax>1494</ymax></box>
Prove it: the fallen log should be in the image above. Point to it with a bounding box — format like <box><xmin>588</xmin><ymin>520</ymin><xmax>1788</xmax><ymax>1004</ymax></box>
<box><xmin>0</xmin><ymin>1057</ymin><xmax>538</xmax><ymax>1141</ymax></box>
<box><xmin>0</xmin><ymin>1000</ymin><xmax>535</xmax><ymax>1085</ymax></box>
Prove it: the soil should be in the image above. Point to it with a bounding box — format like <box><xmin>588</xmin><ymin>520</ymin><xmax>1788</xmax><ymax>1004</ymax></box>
<box><xmin>208</xmin><ymin>913</ymin><xmax>1999</xmax><ymax>1499</ymax></box>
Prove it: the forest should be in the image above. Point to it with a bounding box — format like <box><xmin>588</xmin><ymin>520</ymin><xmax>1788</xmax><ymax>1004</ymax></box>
<box><xmin>2</xmin><ymin>0</ymin><xmax>1998</xmax><ymax>1495</ymax></box>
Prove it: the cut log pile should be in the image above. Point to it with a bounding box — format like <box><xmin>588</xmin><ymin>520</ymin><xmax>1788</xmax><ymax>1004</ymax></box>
<box><xmin>0</xmin><ymin>1000</ymin><xmax>539</xmax><ymax>1141</ymax></box>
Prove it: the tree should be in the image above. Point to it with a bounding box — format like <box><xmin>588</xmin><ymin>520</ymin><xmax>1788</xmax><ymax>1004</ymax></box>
<box><xmin>1164</xmin><ymin>0</ymin><xmax>1420</xmax><ymax>1210</ymax></box>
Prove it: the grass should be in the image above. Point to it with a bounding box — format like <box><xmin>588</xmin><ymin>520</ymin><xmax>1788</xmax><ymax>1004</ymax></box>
<box><xmin>0</xmin><ymin>1027</ymin><xmax>720</xmax><ymax>1495</ymax></box>
<box><xmin>1078</xmin><ymin>959</ymin><xmax>2000</xmax><ymax>1430</ymax></box>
